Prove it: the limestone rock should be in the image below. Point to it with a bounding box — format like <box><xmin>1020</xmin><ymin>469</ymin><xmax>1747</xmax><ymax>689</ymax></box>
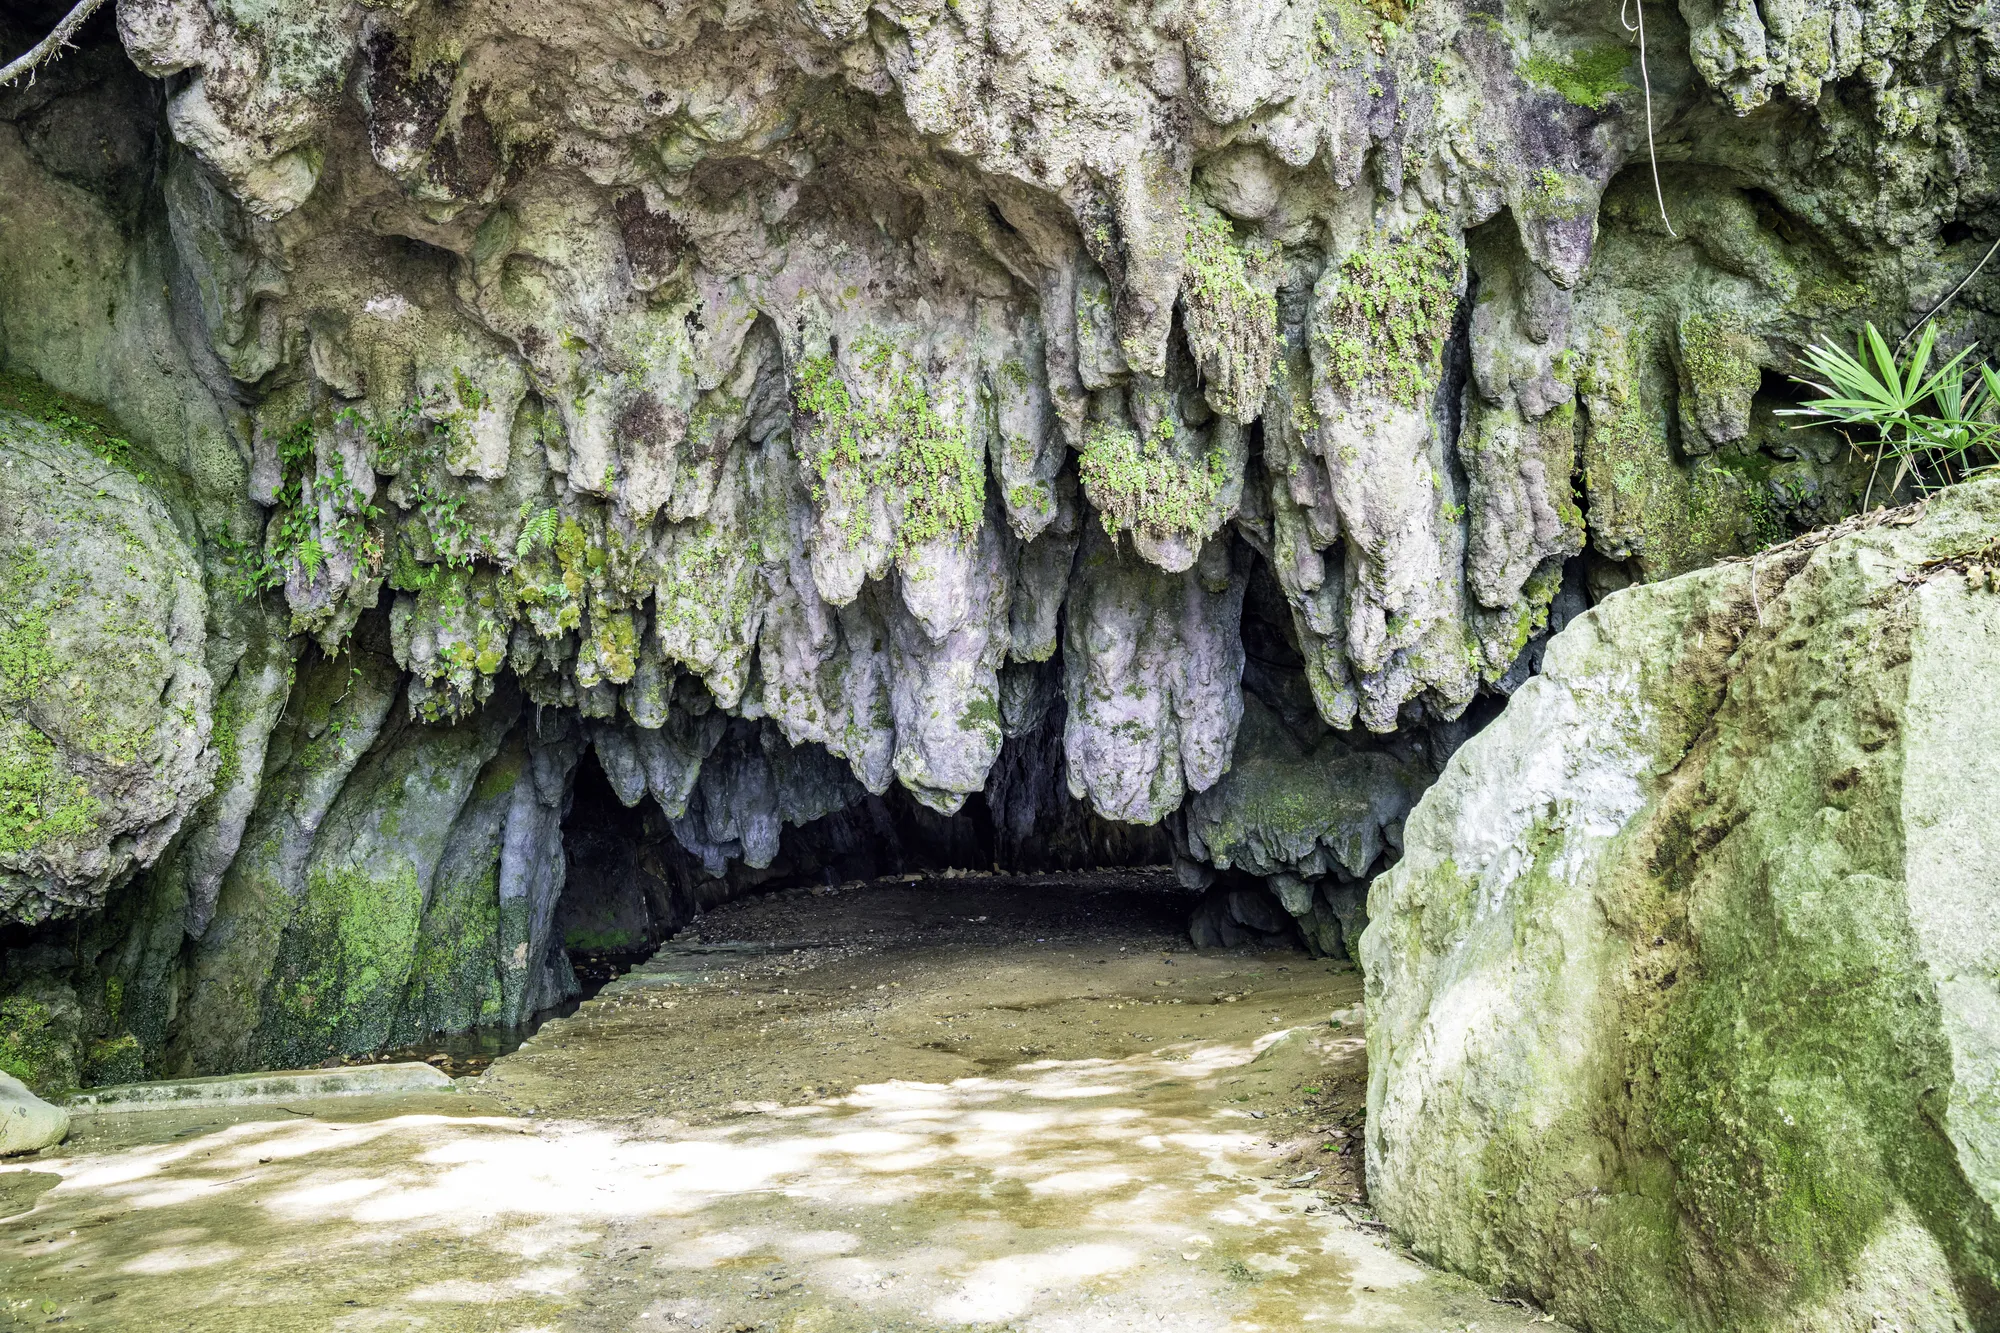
<box><xmin>255</xmin><ymin>684</ymin><xmax>521</xmax><ymax>1067</ymax></box>
<box><xmin>1063</xmin><ymin>530</ymin><xmax>1247</xmax><ymax>824</ymax></box>
<box><xmin>0</xmin><ymin>381</ymin><xmax>215</xmax><ymax>925</ymax></box>
<box><xmin>1</xmin><ymin>0</ymin><xmax>1991</xmax><ymax>1083</ymax></box>
<box><xmin>90</xmin><ymin>0</ymin><xmax>1915</xmax><ymax>792</ymax></box>
<box><xmin>1183</xmin><ymin>695</ymin><xmax>1431</xmax><ymax>955</ymax></box>
<box><xmin>1364</xmin><ymin>480</ymin><xmax>2000</xmax><ymax>1331</ymax></box>
<box><xmin>1185</xmin><ymin>695</ymin><xmax>1429</xmax><ymax>886</ymax></box>
<box><xmin>0</xmin><ymin>1071</ymin><xmax>66</xmax><ymax>1156</ymax></box>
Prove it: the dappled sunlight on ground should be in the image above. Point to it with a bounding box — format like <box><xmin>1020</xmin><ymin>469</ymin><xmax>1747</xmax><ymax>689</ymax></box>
<box><xmin>4</xmin><ymin>881</ymin><xmax>1568</xmax><ymax>1331</ymax></box>
<box><xmin>5</xmin><ymin>1032</ymin><xmax>1556</xmax><ymax>1331</ymax></box>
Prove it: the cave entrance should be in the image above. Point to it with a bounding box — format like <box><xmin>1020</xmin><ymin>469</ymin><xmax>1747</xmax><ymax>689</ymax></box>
<box><xmin>544</xmin><ymin>702</ymin><xmax>1195</xmax><ymax>1007</ymax></box>
<box><xmin>555</xmin><ymin>749</ymin><xmax>686</xmax><ymax>996</ymax></box>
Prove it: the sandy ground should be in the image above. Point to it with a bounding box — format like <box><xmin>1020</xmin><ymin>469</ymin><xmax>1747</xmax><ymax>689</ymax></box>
<box><xmin>2</xmin><ymin>874</ymin><xmax>1566</xmax><ymax>1332</ymax></box>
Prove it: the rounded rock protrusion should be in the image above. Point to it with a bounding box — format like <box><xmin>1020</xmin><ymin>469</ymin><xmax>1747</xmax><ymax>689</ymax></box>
<box><xmin>0</xmin><ymin>381</ymin><xmax>215</xmax><ymax>926</ymax></box>
<box><xmin>0</xmin><ymin>1071</ymin><xmax>68</xmax><ymax>1157</ymax></box>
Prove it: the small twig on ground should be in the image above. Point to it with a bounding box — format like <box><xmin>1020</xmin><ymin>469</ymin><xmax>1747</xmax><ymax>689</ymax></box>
<box><xmin>0</xmin><ymin>0</ymin><xmax>111</xmax><ymax>89</ymax></box>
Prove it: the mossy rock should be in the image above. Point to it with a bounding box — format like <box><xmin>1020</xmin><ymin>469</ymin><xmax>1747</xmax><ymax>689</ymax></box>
<box><xmin>0</xmin><ymin>376</ymin><xmax>215</xmax><ymax>926</ymax></box>
<box><xmin>1184</xmin><ymin>694</ymin><xmax>1430</xmax><ymax>883</ymax></box>
<box><xmin>0</xmin><ymin>989</ymin><xmax>80</xmax><ymax>1096</ymax></box>
<box><xmin>1365</xmin><ymin>480</ymin><xmax>2000</xmax><ymax>1331</ymax></box>
<box><xmin>253</xmin><ymin>688</ymin><xmax>518</xmax><ymax>1067</ymax></box>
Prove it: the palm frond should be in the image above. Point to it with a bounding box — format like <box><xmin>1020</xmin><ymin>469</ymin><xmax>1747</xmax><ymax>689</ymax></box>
<box><xmin>1787</xmin><ymin>319</ymin><xmax>1998</xmax><ymax>498</ymax></box>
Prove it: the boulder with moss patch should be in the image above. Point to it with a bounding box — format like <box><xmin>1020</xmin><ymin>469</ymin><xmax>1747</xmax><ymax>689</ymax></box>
<box><xmin>1364</xmin><ymin>479</ymin><xmax>2000</xmax><ymax>1330</ymax></box>
<box><xmin>0</xmin><ymin>380</ymin><xmax>215</xmax><ymax>925</ymax></box>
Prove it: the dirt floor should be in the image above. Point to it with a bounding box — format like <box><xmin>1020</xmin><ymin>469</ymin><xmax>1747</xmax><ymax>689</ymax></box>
<box><xmin>2</xmin><ymin>872</ymin><xmax>1567</xmax><ymax>1331</ymax></box>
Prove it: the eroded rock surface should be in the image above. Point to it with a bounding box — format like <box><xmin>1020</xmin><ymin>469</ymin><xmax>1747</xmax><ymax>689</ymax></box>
<box><xmin>0</xmin><ymin>1070</ymin><xmax>67</xmax><ymax>1156</ymax></box>
<box><xmin>1364</xmin><ymin>481</ymin><xmax>2000</xmax><ymax>1330</ymax></box>
<box><xmin>0</xmin><ymin>378</ymin><xmax>213</xmax><ymax>926</ymax></box>
<box><xmin>0</xmin><ymin>0</ymin><xmax>1993</xmax><ymax>1092</ymax></box>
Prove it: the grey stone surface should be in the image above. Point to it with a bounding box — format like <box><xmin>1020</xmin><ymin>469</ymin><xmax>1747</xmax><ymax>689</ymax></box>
<box><xmin>1364</xmin><ymin>483</ymin><xmax>2000</xmax><ymax>1331</ymax></box>
<box><xmin>67</xmin><ymin>1061</ymin><xmax>453</xmax><ymax>1112</ymax></box>
<box><xmin>0</xmin><ymin>401</ymin><xmax>213</xmax><ymax>926</ymax></box>
<box><xmin>0</xmin><ymin>1071</ymin><xmax>67</xmax><ymax>1156</ymax></box>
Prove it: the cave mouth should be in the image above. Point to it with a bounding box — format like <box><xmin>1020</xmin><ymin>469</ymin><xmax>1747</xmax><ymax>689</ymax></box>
<box><xmin>555</xmin><ymin>749</ymin><xmax>687</xmax><ymax>996</ymax></box>
<box><xmin>549</xmin><ymin>722</ymin><xmax>1187</xmax><ymax>1006</ymax></box>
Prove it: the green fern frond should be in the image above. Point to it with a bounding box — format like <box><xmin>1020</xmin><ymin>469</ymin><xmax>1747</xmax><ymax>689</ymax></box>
<box><xmin>516</xmin><ymin>504</ymin><xmax>559</xmax><ymax>559</ymax></box>
<box><xmin>296</xmin><ymin>538</ymin><xmax>326</xmax><ymax>583</ymax></box>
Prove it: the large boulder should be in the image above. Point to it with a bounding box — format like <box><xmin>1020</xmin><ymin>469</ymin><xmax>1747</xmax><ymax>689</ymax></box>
<box><xmin>1364</xmin><ymin>480</ymin><xmax>2000</xmax><ymax>1331</ymax></box>
<box><xmin>0</xmin><ymin>376</ymin><xmax>215</xmax><ymax>925</ymax></box>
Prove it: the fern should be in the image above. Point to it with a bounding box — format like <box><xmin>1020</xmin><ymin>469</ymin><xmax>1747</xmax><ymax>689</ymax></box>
<box><xmin>516</xmin><ymin>504</ymin><xmax>559</xmax><ymax>559</ymax></box>
<box><xmin>296</xmin><ymin>538</ymin><xmax>326</xmax><ymax>583</ymax></box>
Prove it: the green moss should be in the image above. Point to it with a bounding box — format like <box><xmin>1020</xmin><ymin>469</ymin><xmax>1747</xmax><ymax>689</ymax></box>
<box><xmin>0</xmin><ymin>996</ymin><xmax>73</xmax><ymax>1094</ymax></box>
<box><xmin>1181</xmin><ymin>206</ymin><xmax>1280</xmax><ymax>416</ymax></box>
<box><xmin>1310</xmin><ymin>0</ymin><xmax>1375</xmax><ymax>67</ymax></box>
<box><xmin>1581</xmin><ymin>342</ymin><xmax>1779</xmax><ymax>578</ymax></box>
<box><xmin>0</xmin><ymin>721</ymin><xmax>99</xmax><ymax>859</ymax></box>
<box><xmin>471</xmin><ymin>749</ymin><xmax>523</xmax><ymax>803</ymax></box>
<box><xmin>563</xmin><ymin>925</ymin><xmax>649</xmax><ymax>951</ymax></box>
<box><xmin>405</xmin><ymin>861</ymin><xmax>504</xmax><ymax>1038</ymax></box>
<box><xmin>958</xmin><ymin>694</ymin><xmax>1002</xmax><ymax>737</ymax></box>
<box><xmin>653</xmin><ymin>519</ymin><xmax>758</xmax><ymax>645</ymax></box>
<box><xmin>0</xmin><ymin>370</ymin><xmax>132</xmax><ymax>467</ymax></box>
<box><xmin>405</xmin><ymin>566</ymin><xmax>509</xmax><ymax>722</ymax></box>
<box><xmin>1680</xmin><ymin>313</ymin><xmax>1763</xmax><ymax>404</ymax></box>
<box><xmin>586</xmin><ymin>608</ymin><xmax>639</xmax><ymax>685</ymax></box>
<box><xmin>265</xmin><ymin>861</ymin><xmax>425</xmax><ymax>1062</ymax></box>
<box><xmin>1631</xmin><ymin>838</ymin><xmax>1927</xmax><ymax>1320</ymax></box>
<box><xmin>1077</xmin><ymin>421</ymin><xmax>1228</xmax><ymax>544</ymax></box>
<box><xmin>206</xmin><ymin>680</ymin><xmax>246</xmax><ymax>800</ymax></box>
<box><xmin>0</xmin><ymin>605</ymin><xmax>56</xmax><ymax>708</ymax></box>
<box><xmin>1520</xmin><ymin>45</ymin><xmax>1635</xmax><ymax>109</ymax></box>
<box><xmin>1524</xmin><ymin>167</ymin><xmax>1591</xmax><ymax>220</ymax></box>
<box><xmin>506</xmin><ymin>511</ymin><xmax>589</xmax><ymax>636</ymax></box>
<box><xmin>82</xmin><ymin>1031</ymin><xmax>145</xmax><ymax>1086</ymax></box>
<box><xmin>1318</xmin><ymin>214</ymin><xmax>1463</xmax><ymax>407</ymax></box>
<box><xmin>1543</xmin><ymin>399</ymin><xmax>1586</xmax><ymax>536</ymax></box>
<box><xmin>387</xmin><ymin>535</ymin><xmax>438</xmax><ymax>593</ymax></box>
<box><xmin>791</xmin><ymin>338</ymin><xmax>987</xmax><ymax>552</ymax></box>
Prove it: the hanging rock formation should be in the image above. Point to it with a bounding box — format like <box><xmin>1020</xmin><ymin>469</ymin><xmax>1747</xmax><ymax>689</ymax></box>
<box><xmin>0</xmin><ymin>0</ymin><xmax>1991</xmax><ymax>1094</ymax></box>
<box><xmin>1365</xmin><ymin>481</ymin><xmax>2000</xmax><ymax>1331</ymax></box>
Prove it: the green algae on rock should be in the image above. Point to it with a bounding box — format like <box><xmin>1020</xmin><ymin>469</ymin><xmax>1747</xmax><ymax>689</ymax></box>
<box><xmin>0</xmin><ymin>383</ymin><xmax>214</xmax><ymax>926</ymax></box>
<box><xmin>1364</xmin><ymin>479</ymin><xmax>2000</xmax><ymax>1331</ymax></box>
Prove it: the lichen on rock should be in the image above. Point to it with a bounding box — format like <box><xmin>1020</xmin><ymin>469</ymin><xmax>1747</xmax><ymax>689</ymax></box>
<box><xmin>1365</xmin><ymin>481</ymin><xmax>2000</xmax><ymax>1330</ymax></box>
<box><xmin>0</xmin><ymin>375</ymin><xmax>213</xmax><ymax>926</ymax></box>
<box><xmin>0</xmin><ymin>0</ymin><xmax>1991</xmax><ymax>1105</ymax></box>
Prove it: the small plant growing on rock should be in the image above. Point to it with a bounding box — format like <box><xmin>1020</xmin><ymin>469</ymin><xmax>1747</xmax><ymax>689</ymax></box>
<box><xmin>1783</xmin><ymin>321</ymin><xmax>2000</xmax><ymax>500</ymax></box>
<box><xmin>515</xmin><ymin>503</ymin><xmax>559</xmax><ymax>559</ymax></box>
<box><xmin>1317</xmin><ymin>214</ymin><xmax>1462</xmax><ymax>408</ymax></box>
<box><xmin>1077</xmin><ymin>420</ymin><xmax>1227</xmax><ymax>543</ymax></box>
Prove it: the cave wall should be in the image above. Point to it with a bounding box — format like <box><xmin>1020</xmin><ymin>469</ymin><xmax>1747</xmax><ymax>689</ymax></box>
<box><xmin>2</xmin><ymin>0</ymin><xmax>1995</xmax><ymax>1087</ymax></box>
